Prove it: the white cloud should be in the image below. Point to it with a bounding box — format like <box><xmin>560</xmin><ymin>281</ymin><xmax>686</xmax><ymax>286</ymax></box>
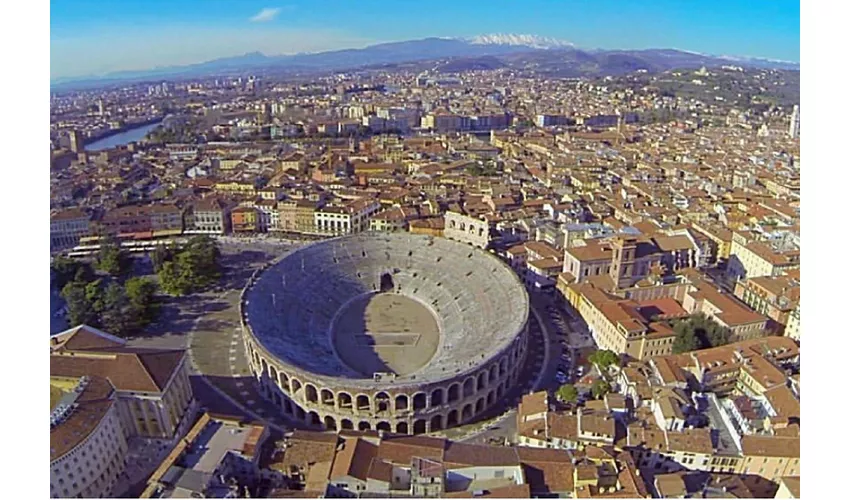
<box><xmin>250</xmin><ymin>7</ymin><xmax>282</xmax><ymax>22</ymax></box>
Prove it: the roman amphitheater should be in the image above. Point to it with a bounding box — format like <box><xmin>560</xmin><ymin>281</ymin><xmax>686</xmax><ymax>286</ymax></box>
<box><xmin>240</xmin><ymin>233</ymin><xmax>530</xmax><ymax>435</ymax></box>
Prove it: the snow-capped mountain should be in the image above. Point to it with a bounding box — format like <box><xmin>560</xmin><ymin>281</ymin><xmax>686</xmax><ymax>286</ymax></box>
<box><xmin>467</xmin><ymin>33</ymin><xmax>574</xmax><ymax>49</ymax></box>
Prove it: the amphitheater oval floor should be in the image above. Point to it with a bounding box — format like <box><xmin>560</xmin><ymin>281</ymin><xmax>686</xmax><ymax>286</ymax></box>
<box><xmin>331</xmin><ymin>292</ymin><xmax>441</xmax><ymax>377</ymax></box>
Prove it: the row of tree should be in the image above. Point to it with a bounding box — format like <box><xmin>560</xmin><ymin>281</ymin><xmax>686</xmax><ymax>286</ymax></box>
<box><xmin>60</xmin><ymin>274</ymin><xmax>159</xmax><ymax>337</ymax></box>
<box><xmin>556</xmin><ymin>379</ymin><xmax>611</xmax><ymax>403</ymax></box>
<box><xmin>51</xmin><ymin>235</ymin><xmax>222</xmax><ymax>337</ymax></box>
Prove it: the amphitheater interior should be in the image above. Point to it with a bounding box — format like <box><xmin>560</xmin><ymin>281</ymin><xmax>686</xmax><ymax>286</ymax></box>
<box><xmin>241</xmin><ymin>233</ymin><xmax>530</xmax><ymax>434</ymax></box>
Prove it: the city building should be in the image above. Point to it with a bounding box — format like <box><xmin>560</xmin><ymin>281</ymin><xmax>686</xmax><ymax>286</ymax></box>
<box><xmin>51</xmin><ymin>208</ymin><xmax>91</xmax><ymax>252</ymax></box>
<box><xmin>444</xmin><ymin>211</ymin><xmax>492</xmax><ymax>249</ymax></box>
<box><xmin>141</xmin><ymin>413</ymin><xmax>270</xmax><ymax>498</ymax></box>
<box><xmin>187</xmin><ymin>198</ymin><xmax>232</xmax><ymax>235</ymax></box>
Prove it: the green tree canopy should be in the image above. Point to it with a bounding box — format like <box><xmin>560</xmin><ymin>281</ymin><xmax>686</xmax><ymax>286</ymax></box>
<box><xmin>51</xmin><ymin>256</ymin><xmax>94</xmax><ymax>289</ymax></box>
<box><xmin>672</xmin><ymin>329</ymin><xmax>702</xmax><ymax>354</ymax></box>
<box><xmin>59</xmin><ymin>269</ymin><xmax>161</xmax><ymax>337</ymax></box>
<box><xmin>556</xmin><ymin>384</ymin><xmax>579</xmax><ymax>403</ymax></box>
<box><xmin>99</xmin><ymin>282</ymin><xmax>135</xmax><ymax>335</ymax></box>
<box><xmin>157</xmin><ymin>236</ymin><xmax>221</xmax><ymax>296</ymax></box>
<box><xmin>591</xmin><ymin>379</ymin><xmax>612</xmax><ymax>399</ymax></box>
<box><xmin>125</xmin><ymin>276</ymin><xmax>160</xmax><ymax>326</ymax></box>
<box><xmin>588</xmin><ymin>350</ymin><xmax>620</xmax><ymax>370</ymax></box>
<box><xmin>61</xmin><ymin>280</ymin><xmax>98</xmax><ymax>327</ymax></box>
<box><xmin>671</xmin><ymin>313</ymin><xmax>732</xmax><ymax>354</ymax></box>
<box><xmin>96</xmin><ymin>238</ymin><xmax>131</xmax><ymax>277</ymax></box>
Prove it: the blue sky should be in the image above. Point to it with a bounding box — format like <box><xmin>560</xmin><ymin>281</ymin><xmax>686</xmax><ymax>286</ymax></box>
<box><xmin>50</xmin><ymin>0</ymin><xmax>800</xmax><ymax>79</ymax></box>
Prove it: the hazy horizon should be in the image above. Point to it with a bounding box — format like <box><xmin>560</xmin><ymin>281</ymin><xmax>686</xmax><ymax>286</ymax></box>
<box><xmin>51</xmin><ymin>0</ymin><xmax>800</xmax><ymax>80</ymax></box>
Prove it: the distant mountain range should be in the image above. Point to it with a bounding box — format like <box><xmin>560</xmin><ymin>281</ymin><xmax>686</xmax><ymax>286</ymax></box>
<box><xmin>51</xmin><ymin>34</ymin><xmax>799</xmax><ymax>90</ymax></box>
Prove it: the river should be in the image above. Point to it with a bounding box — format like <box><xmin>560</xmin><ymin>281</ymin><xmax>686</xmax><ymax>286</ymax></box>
<box><xmin>85</xmin><ymin>120</ymin><xmax>163</xmax><ymax>151</ymax></box>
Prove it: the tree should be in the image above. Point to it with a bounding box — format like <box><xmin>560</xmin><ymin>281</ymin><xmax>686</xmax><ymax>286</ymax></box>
<box><xmin>156</xmin><ymin>236</ymin><xmax>221</xmax><ymax>296</ymax></box>
<box><xmin>125</xmin><ymin>276</ymin><xmax>160</xmax><ymax>326</ymax></box>
<box><xmin>158</xmin><ymin>260</ymin><xmax>192</xmax><ymax>296</ymax></box>
<box><xmin>671</xmin><ymin>313</ymin><xmax>732</xmax><ymax>353</ymax></box>
<box><xmin>556</xmin><ymin>384</ymin><xmax>579</xmax><ymax>403</ymax></box>
<box><xmin>61</xmin><ymin>280</ymin><xmax>99</xmax><ymax>327</ymax></box>
<box><xmin>151</xmin><ymin>244</ymin><xmax>174</xmax><ymax>273</ymax></box>
<box><xmin>588</xmin><ymin>350</ymin><xmax>620</xmax><ymax>370</ymax></box>
<box><xmin>51</xmin><ymin>256</ymin><xmax>94</xmax><ymax>289</ymax></box>
<box><xmin>591</xmin><ymin>379</ymin><xmax>612</xmax><ymax>400</ymax></box>
<box><xmin>96</xmin><ymin>238</ymin><xmax>131</xmax><ymax>277</ymax></box>
<box><xmin>672</xmin><ymin>329</ymin><xmax>702</xmax><ymax>354</ymax></box>
<box><xmin>99</xmin><ymin>282</ymin><xmax>135</xmax><ymax>335</ymax></box>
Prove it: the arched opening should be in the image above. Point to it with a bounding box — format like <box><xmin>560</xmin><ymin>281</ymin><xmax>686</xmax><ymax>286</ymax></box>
<box><xmin>291</xmin><ymin>379</ymin><xmax>303</xmax><ymax>394</ymax></box>
<box><xmin>270</xmin><ymin>365</ymin><xmax>278</xmax><ymax>382</ymax></box>
<box><xmin>395</xmin><ymin>394</ymin><xmax>409</xmax><ymax>411</ymax></box>
<box><xmin>477</xmin><ymin>372</ymin><xmax>487</xmax><ymax>391</ymax></box>
<box><xmin>448</xmin><ymin>384</ymin><xmax>460</xmax><ymax>403</ymax></box>
<box><xmin>397</xmin><ymin>422</ymin><xmax>409</xmax><ymax>434</ymax></box>
<box><xmin>413</xmin><ymin>420</ymin><xmax>427</xmax><ymax>435</ymax></box>
<box><xmin>306</xmin><ymin>385</ymin><xmax>318</xmax><ymax>403</ymax></box>
<box><xmin>308</xmin><ymin>411</ymin><xmax>320</xmax><ymax>426</ymax></box>
<box><xmin>430</xmin><ymin>388</ymin><xmax>444</xmax><ymax>406</ymax></box>
<box><xmin>324</xmin><ymin>415</ymin><xmax>337</xmax><ymax>430</ymax></box>
<box><xmin>341</xmin><ymin>419</ymin><xmax>354</xmax><ymax>430</ymax></box>
<box><xmin>489</xmin><ymin>365</ymin><xmax>498</xmax><ymax>383</ymax></box>
<box><xmin>463</xmin><ymin>378</ymin><xmax>475</xmax><ymax>399</ymax></box>
<box><xmin>380</xmin><ymin>272</ymin><xmax>394</xmax><ymax>293</ymax></box>
<box><xmin>430</xmin><ymin>415</ymin><xmax>443</xmax><ymax>431</ymax></box>
<box><xmin>462</xmin><ymin>404</ymin><xmax>473</xmax><ymax>422</ymax></box>
<box><xmin>500</xmin><ymin>357</ymin><xmax>508</xmax><ymax>375</ymax></box>
<box><xmin>357</xmin><ymin>394</ymin><xmax>370</xmax><ymax>411</ymax></box>
<box><xmin>376</xmin><ymin>421</ymin><xmax>391</xmax><ymax>432</ymax></box>
<box><xmin>279</xmin><ymin>373</ymin><xmax>290</xmax><ymax>393</ymax></box>
<box><xmin>487</xmin><ymin>390</ymin><xmax>495</xmax><ymax>406</ymax></box>
<box><xmin>447</xmin><ymin>410</ymin><xmax>458</xmax><ymax>427</ymax></box>
<box><xmin>339</xmin><ymin>392</ymin><xmax>353</xmax><ymax>410</ymax></box>
<box><xmin>358</xmin><ymin>421</ymin><xmax>371</xmax><ymax>431</ymax></box>
<box><xmin>475</xmin><ymin>398</ymin><xmax>485</xmax><ymax>414</ymax></box>
<box><xmin>413</xmin><ymin>393</ymin><xmax>427</xmax><ymax>410</ymax></box>
<box><xmin>320</xmin><ymin>389</ymin><xmax>335</xmax><ymax>406</ymax></box>
<box><xmin>283</xmin><ymin>399</ymin><xmax>293</xmax><ymax>414</ymax></box>
<box><xmin>261</xmin><ymin>359</ymin><xmax>269</xmax><ymax>378</ymax></box>
<box><xmin>375</xmin><ymin>392</ymin><xmax>390</xmax><ymax>412</ymax></box>
<box><xmin>496</xmin><ymin>384</ymin><xmax>504</xmax><ymax>399</ymax></box>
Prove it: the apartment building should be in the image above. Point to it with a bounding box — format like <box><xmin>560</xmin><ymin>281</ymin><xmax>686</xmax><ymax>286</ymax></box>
<box><xmin>733</xmin><ymin>274</ymin><xmax>800</xmax><ymax>334</ymax></box>
<box><xmin>51</xmin><ymin>208</ymin><xmax>91</xmax><ymax>251</ymax></box>
<box><xmin>50</xmin><ymin>375</ymin><xmax>128</xmax><ymax>498</ymax></box>
<box><xmin>683</xmin><ymin>278</ymin><xmax>769</xmax><ymax>342</ymax></box>
<box><xmin>727</xmin><ymin>239</ymin><xmax>800</xmax><ymax>282</ymax></box>
<box><xmin>563</xmin><ymin>236</ymin><xmax>665</xmax><ymax>290</ymax></box>
<box><xmin>231</xmin><ymin>206</ymin><xmax>259</xmax><ymax>233</ymax></box>
<box><xmin>255</xmin><ymin>199</ymin><xmax>279</xmax><ymax>232</ymax></box>
<box><xmin>315</xmin><ymin>198</ymin><xmax>381</xmax><ymax>236</ymax></box>
<box><xmin>50</xmin><ymin>325</ymin><xmax>197</xmax><ymax>497</ymax></box>
<box><xmin>141</xmin><ymin>413</ymin><xmax>270</xmax><ymax>498</ymax></box>
<box><xmin>187</xmin><ymin>198</ymin><xmax>232</xmax><ymax>235</ymax></box>
<box><xmin>99</xmin><ymin>204</ymin><xmax>184</xmax><ymax>238</ymax></box>
<box><xmin>50</xmin><ymin>325</ymin><xmax>196</xmax><ymax>441</ymax></box>
<box><xmin>562</xmin><ymin>282</ymin><xmax>681</xmax><ymax>360</ymax></box>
